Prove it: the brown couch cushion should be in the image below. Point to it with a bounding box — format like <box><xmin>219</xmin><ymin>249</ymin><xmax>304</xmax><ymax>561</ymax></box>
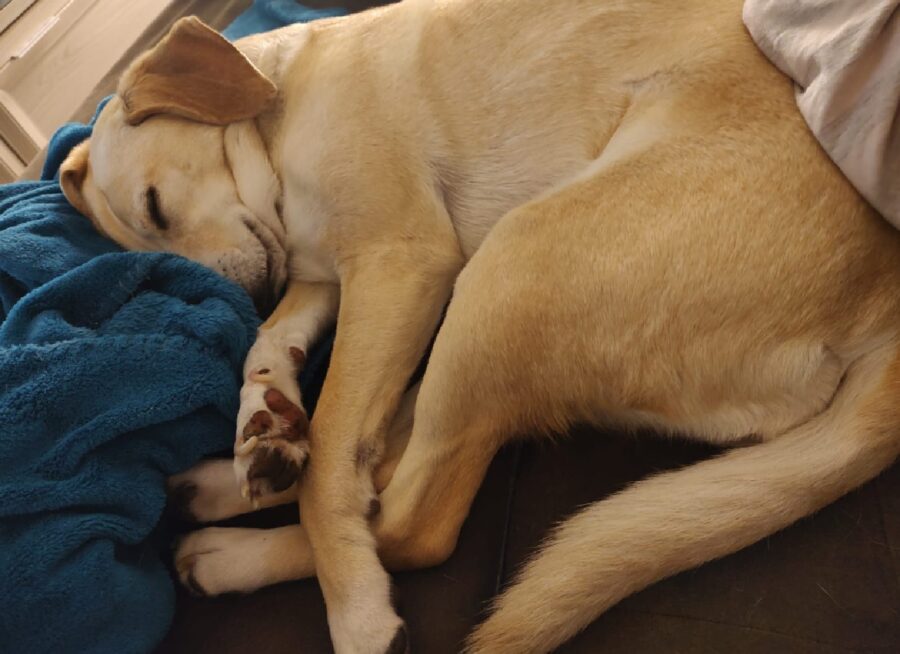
<box><xmin>504</xmin><ymin>429</ymin><xmax>900</xmax><ymax>654</ymax></box>
<box><xmin>158</xmin><ymin>429</ymin><xmax>898</xmax><ymax>653</ymax></box>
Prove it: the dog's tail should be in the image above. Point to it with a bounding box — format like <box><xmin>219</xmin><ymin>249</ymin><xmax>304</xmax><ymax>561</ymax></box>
<box><xmin>467</xmin><ymin>343</ymin><xmax>900</xmax><ymax>654</ymax></box>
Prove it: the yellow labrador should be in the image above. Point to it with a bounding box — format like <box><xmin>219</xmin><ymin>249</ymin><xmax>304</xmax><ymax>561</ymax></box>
<box><xmin>60</xmin><ymin>1</ymin><xmax>900</xmax><ymax>652</ymax></box>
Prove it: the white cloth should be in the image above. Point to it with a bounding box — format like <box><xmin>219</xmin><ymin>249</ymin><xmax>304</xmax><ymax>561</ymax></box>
<box><xmin>743</xmin><ymin>0</ymin><xmax>899</xmax><ymax>227</ymax></box>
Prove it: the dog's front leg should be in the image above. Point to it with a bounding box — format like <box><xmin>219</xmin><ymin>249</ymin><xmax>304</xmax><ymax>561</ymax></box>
<box><xmin>233</xmin><ymin>280</ymin><xmax>339</xmax><ymax>500</ymax></box>
<box><xmin>303</xmin><ymin>245</ymin><xmax>462</xmax><ymax>654</ymax></box>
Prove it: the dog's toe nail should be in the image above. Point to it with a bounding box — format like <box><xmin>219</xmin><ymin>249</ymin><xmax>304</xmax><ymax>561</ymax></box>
<box><xmin>248</xmin><ymin>445</ymin><xmax>302</xmax><ymax>493</ymax></box>
<box><xmin>235</xmin><ymin>435</ymin><xmax>259</xmax><ymax>457</ymax></box>
<box><xmin>263</xmin><ymin>388</ymin><xmax>290</xmax><ymax>412</ymax></box>
<box><xmin>185</xmin><ymin>568</ymin><xmax>207</xmax><ymax>597</ymax></box>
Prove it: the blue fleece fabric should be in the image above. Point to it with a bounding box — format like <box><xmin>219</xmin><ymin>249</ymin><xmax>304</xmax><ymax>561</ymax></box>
<box><xmin>0</xmin><ymin>3</ymin><xmax>343</xmax><ymax>653</ymax></box>
<box><xmin>224</xmin><ymin>0</ymin><xmax>345</xmax><ymax>39</ymax></box>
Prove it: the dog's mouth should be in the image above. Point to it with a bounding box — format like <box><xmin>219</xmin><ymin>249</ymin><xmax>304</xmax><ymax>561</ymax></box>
<box><xmin>242</xmin><ymin>216</ymin><xmax>288</xmax><ymax>316</ymax></box>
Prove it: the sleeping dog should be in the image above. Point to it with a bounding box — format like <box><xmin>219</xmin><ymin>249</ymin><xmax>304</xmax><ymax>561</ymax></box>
<box><xmin>60</xmin><ymin>1</ymin><xmax>900</xmax><ymax>652</ymax></box>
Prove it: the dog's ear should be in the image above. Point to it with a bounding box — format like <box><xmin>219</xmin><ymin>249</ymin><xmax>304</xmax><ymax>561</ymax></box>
<box><xmin>117</xmin><ymin>16</ymin><xmax>277</xmax><ymax>126</ymax></box>
<box><xmin>60</xmin><ymin>140</ymin><xmax>93</xmax><ymax>217</ymax></box>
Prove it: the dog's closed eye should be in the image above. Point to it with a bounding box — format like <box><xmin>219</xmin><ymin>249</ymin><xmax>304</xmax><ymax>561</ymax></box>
<box><xmin>146</xmin><ymin>186</ymin><xmax>169</xmax><ymax>230</ymax></box>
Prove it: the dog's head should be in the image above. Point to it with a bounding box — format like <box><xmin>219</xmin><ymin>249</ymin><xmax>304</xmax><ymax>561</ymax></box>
<box><xmin>60</xmin><ymin>17</ymin><xmax>287</xmax><ymax>312</ymax></box>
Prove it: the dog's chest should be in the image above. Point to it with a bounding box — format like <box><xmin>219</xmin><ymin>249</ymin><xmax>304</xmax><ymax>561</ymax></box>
<box><xmin>282</xmin><ymin>195</ymin><xmax>337</xmax><ymax>283</ymax></box>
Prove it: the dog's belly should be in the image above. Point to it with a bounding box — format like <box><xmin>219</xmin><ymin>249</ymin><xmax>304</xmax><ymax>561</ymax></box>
<box><xmin>440</xmin><ymin>146</ymin><xmax>594</xmax><ymax>259</ymax></box>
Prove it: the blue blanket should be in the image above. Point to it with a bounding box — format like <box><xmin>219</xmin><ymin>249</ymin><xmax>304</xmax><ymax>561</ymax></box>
<box><xmin>0</xmin><ymin>3</ymin><xmax>342</xmax><ymax>653</ymax></box>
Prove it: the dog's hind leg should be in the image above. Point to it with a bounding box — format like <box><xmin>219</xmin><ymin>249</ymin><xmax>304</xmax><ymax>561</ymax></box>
<box><xmin>172</xmin><ymin>316</ymin><xmax>534</xmax><ymax>596</ymax></box>
<box><xmin>370</xmin><ymin>286</ymin><xmax>547</xmax><ymax>572</ymax></box>
<box><xmin>174</xmin><ymin>524</ymin><xmax>312</xmax><ymax>595</ymax></box>
<box><xmin>167</xmin><ymin>459</ymin><xmax>297</xmax><ymax>523</ymax></box>
<box><xmin>466</xmin><ymin>345</ymin><xmax>900</xmax><ymax>653</ymax></box>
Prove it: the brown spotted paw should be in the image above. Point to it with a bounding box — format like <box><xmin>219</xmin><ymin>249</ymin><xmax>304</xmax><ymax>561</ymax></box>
<box><xmin>234</xmin><ymin>386</ymin><xmax>309</xmax><ymax>501</ymax></box>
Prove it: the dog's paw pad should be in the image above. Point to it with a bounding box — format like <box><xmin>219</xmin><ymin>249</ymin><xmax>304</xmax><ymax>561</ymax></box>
<box><xmin>242</xmin><ymin>410</ymin><xmax>274</xmax><ymax>438</ymax></box>
<box><xmin>235</xmin><ymin>340</ymin><xmax>309</xmax><ymax>499</ymax></box>
<box><xmin>235</xmin><ymin>388</ymin><xmax>308</xmax><ymax>499</ymax></box>
<box><xmin>246</xmin><ymin>438</ymin><xmax>308</xmax><ymax>496</ymax></box>
<box><xmin>262</xmin><ymin>388</ymin><xmax>309</xmax><ymax>440</ymax></box>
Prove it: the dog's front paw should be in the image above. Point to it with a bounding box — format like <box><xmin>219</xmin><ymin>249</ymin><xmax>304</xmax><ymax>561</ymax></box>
<box><xmin>235</xmin><ymin>344</ymin><xmax>309</xmax><ymax>501</ymax></box>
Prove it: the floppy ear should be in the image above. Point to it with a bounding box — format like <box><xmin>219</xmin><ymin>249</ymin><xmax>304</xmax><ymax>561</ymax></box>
<box><xmin>60</xmin><ymin>140</ymin><xmax>93</xmax><ymax>217</ymax></box>
<box><xmin>117</xmin><ymin>16</ymin><xmax>277</xmax><ymax>126</ymax></box>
